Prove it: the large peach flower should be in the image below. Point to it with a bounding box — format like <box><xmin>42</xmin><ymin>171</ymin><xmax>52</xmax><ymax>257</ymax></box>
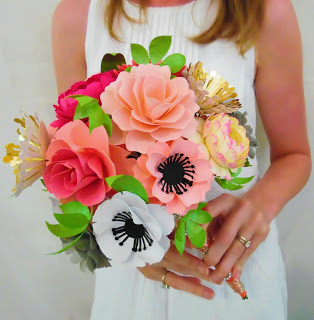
<box><xmin>189</xmin><ymin>114</ymin><xmax>250</xmax><ymax>180</ymax></box>
<box><xmin>100</xmin><ymin>64</ymin><xmax>199</xmax><ymax>154</ymax></box>
<box><xmin>43</xmin><ymin>120</ymin><xmax>134</xmax><ymax>206</ymax></box>
<box><xmin>132</xmin><ymin>139</ymin><xmax>214</xmax><ymax>215</ymax></box>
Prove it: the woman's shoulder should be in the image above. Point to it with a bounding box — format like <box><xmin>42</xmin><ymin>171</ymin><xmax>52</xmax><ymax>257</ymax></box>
<box><xmin>255</xmin><ymin>0</ymin><xmax>300</xmax><ymax>71</ymax></box>
<box><xmin>52</xmin><ymin>0</ymin><xmax>91</xmax><ymax>94</ymax></box>
<box><xmin>52</xmin><ymin>0</ymin><xmax>91</xmax><ymax>38</ymax></box>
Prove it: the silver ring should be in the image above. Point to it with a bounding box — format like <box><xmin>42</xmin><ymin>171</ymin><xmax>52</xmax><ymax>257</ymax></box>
<box><xmin>236</xmin><ymin>234</ymin><xmax>252</xmax><ymax>248</ymax></box>
<box><xmin>225</xmin><ymin>272</ymin><xmax>233</xmax><ymax>281</ymax></box>
<box><xmin>161</xmin><ymin>271</ymin><xmax>170</xmax><ymax>290</ymax></box>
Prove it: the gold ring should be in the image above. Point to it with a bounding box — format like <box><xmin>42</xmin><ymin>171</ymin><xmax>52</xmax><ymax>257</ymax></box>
<box><xmin>161</xmin><ymin>270</ymin><xmax>170</xmax><ymax>290</ymax></box>
<box><xmin>236</xmin><ymin>234</ymin><xmax>252</xmax><ymax>248</ymax></box>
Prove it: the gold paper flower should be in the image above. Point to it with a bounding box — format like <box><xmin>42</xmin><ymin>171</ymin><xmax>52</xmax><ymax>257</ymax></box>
<box><xmin>184</xmin><ymin>62</ymin><xmax>242</xmax><ymax>115</ymax></box>
<box><xmin>3</xmin><ymin>114</ymin><xmax>51</xmax><ymax>196</ymax></box>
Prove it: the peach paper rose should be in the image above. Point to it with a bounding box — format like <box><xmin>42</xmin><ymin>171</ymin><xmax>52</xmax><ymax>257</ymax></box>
<box><xmin>100</xmin><ymin>64</ymin><xmax>199</xmax><ymax>154</ymax></box>
<box><xmin>43</xmin><ymin>120</ymin><xmax>134</xmax><ymax>206</ymax></box>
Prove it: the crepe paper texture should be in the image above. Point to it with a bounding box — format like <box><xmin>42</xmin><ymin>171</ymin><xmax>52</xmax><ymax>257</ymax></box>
<box><xmin>105</xmin><ymin>175</ymin><xmax>149</xmax><ymax>204</ymax></box>
<box><xmin>174</xmin><ymin>202</ymin><xmax>213</xmax><ymax>255</ymax></box>
<box><xmin>93</xmin><ymin>191</ymin><xmax>175</xmax><ymax>267</ymax></box>
<box><xmin>189</xmin><ymin>114</ymin><xmax>250</xmax><ymax>181</ymax></box>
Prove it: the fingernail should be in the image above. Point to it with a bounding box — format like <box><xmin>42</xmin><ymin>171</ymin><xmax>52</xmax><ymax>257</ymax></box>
<box><xmin>233</xmin><ymin>269</ymin><xmax>241</xmax><ymax>280</ymax></box>
<box><xmin>198</xmin><ymin>265</ymin><xmax>209</xmax><ymax>275</ymax></box>
<box><xmin>204</xmin><ymin>290</ymin><xmax>214</xmax><ymax>300</ymax></box>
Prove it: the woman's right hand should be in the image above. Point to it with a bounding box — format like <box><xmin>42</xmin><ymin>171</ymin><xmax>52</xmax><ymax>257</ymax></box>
<box><xmin>137</xmin><ymin>242</ymin><xmax>215</xmax><ymax>300</ymax></box>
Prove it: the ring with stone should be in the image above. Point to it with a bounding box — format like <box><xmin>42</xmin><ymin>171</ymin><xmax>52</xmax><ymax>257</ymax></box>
<box><xmin>236</xmin><ymin>234</ymin><xmax>252</xmax><ymax>248</ymax></box>
<box><xmin>161</xmin><ymin>270</ymin><xmax>170</xmax><ymax>290</ymax></box>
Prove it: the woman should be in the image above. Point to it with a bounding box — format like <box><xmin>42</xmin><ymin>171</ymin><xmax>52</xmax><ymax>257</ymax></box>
<box><xmin>52</xmin><ymin>0</ymin><xmax>311</xmax><ymax>319</ymax></box>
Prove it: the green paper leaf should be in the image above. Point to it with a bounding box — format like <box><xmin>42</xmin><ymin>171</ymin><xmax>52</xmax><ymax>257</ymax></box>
<box><xmin>53</xmin><ymin>213</ymin><xmax>89</xmax><ymax>229</ymax></box>
<box><xmin>186</xmin><ymin>221</ymin><xmax>206</xmax><ymax>249</ymax></box>
<box><xmin>46</xmin><ymin>222</ymin><xmax>86</xmax><ymax>238</ymax></box>
<box><xmin>160</xmin><ymin>53</ymin><xmax>186</xmax><ymax>73</ymax></box>
<box><xmin>60</xmin><ymin>201</ymin><xmax>91</xmax><ymax>219</ymax></box>
<box><xmin>231</xmin><ymin>168</ymin><xmax>242</xmax><ymax>178</ymax></box>
<box><xmin>215</xmin><ymin>177</ymin><xmax>228</xmax><ymax>189</ymax></box>
<box><xmin>40</xmin><ymin>179</ymin><xmax>46</xmax><ymax>187</ymax></box>
<box><xmin>47</xmin><ymin>231</ymin><xmax>85</xmax><ymax>255</ymax></box>
<box><xmin>73</xmin><ymin>96</ymin><xmax>113</xmax><ymax>135</ymax></box>
<box><xmin>149</xmin><ymin>36</ymin><xmax>172</xmax><ymax>64</ymax></box>
<box><xmin>88</xmin><ymin>105</ymin><xmax>112</xmax><ymax>136</ymax></box>
<box><xmin>124</xmin><ymin>66</ymin><xmax>132</xmax><ymax>72</ymax></box>
<box><xmin>231</xmin><ymin>176</ymin><xmax>254</xmax><ymax>185</ymax></box>
<box><xmin>105</xmin><ymin>175</ymin><xmax>149</xmax><ymax>204</ymax></box>
<box><xmin>101</xmin><ymin>53</ymin><xmax>126</xmax><ymax>72</ymax></box>
<box><xmin>174</xmin><ymin>220</ymin><xmax>186</xmax><ymax>255</ymax></box>
<box><xmin>102</xmin><ymin>113</ymin><xmax>113</xmax><ymax>137</ymax></box>
<box><xmin>226</xmin><ymin>181</ymin><xmax>243</xmax><ymax>190</ymax></box>
<box><xmin>131</xmin><ymin>44</ymin><xmax>150</xmax><ymax>65</ymax></box>
<box><xmin>197</xmin><ymin>202</ymin><xmax>207</xmax><ymax>210</ymax></box>
<box><xmin>189</xmin><ymin>209</ymin><xmax>213</xmax><ymax>224</ymax></box>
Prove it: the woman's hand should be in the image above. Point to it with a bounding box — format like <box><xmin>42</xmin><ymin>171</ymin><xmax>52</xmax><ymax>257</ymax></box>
<box><xmin>138</xmin><ymin>242</ymin><xmax>215</xmax><ymax>300</ymax></box>
<box><xmin>203</xmin><ymin>193</ymin><xmax>271</xmax><ymax>285</ymax></box>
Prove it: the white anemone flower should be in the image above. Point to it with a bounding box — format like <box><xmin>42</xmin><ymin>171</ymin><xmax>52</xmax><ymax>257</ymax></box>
<box><xmin>92</xmin><ymin>191</ymin><xmax>175</xmax><ymax>267</ymax></box>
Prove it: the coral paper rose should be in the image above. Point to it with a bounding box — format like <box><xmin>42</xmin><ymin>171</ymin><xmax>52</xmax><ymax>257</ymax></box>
<box><xmin>133</xmin><ymin>138</ymin><xmax>214</xmax><ymax>215</ymax></box>
<box><xmin>51</xmin><ymin>71</ymin><xmax>117</xmax><ymax>128</ymax></box>
<box><xmin>43</xmin><ymin>120</ymin><xmax>126</xmax><ymax>206</ymax></box>
<box><xmin>100</xmin><ymin>64</ymin><xmax>199</xmax><ymax>154</ymax></box>
<box><xmin>189</xmin><ymin>114</ymin><xmax>250</xmax><ymax>180</ymax></box>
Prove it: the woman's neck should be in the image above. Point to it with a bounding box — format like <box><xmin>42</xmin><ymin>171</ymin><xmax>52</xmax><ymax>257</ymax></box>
<box><xmin>128</xmin><ymin>0</ymin><xmax>195</xmax><ymax>7</ymax></box>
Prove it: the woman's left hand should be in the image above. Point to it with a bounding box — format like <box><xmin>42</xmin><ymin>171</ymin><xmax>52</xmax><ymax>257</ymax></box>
<box><xmin>202</xmin><ymin>193</ymin><xmax>271</xmax><ymax>285</ymax></box>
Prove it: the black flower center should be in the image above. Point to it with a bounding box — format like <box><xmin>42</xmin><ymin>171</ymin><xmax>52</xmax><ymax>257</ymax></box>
<box><xmin>157</xmin><ymin>153</ymin><xmax>195</xmax><ymax>195</ymax></box>
<box><xmin>112</xmin><ymin>211</ymin><xmax>153</xmax><ymax>252</ymax></box>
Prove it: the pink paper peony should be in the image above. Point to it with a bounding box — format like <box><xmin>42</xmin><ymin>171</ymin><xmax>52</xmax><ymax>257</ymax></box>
<box><xmin>132</xmin><ymin>138</ymin><xmax>214</xmax><ymax>215</ymax></box>
<box><xmin>189</xmin><ymin>114</ymin><xmax>250</xmax><ymax>180</ymax></box>
<box><xmin>100</xmin><ymin>64</ymin><xmax>199</xmax><ymax>154</ymax></box>
<box><xmin>43</xmin><ymin>120</ymin><xmax>133</xmax><ymax>206</ymax></box>
<box><xmin>51</xmin><ymin>71</ymin><xmax>117</xmax><ymax>128</ymax></box>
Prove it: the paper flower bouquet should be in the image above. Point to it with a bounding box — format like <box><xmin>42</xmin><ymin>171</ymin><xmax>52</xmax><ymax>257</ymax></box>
<box><xmin>4</xmin><ymin>36</ymin><xmax>257</xmax><ymax>299</ymax></box>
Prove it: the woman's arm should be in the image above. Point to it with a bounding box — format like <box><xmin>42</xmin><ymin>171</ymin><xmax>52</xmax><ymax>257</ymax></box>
<box><xmin>52</xmin><ymin>0</ymin><xmax>90</xmax><ymax>94</ymax></box>
<box><xmin>203</xmin><ymin>0</ymin><xmax>311</xmax><ymax>284</ymax></box>
<box><xmin>52</xmin><ymin>0</ymin><xmax>215</xmax><ymax>300</ymax></box>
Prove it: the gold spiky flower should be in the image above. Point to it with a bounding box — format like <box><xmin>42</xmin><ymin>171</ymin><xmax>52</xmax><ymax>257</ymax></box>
<box><xmin>184</xmin><ymin>62</ymin><xmax>242</xmax><ymax>115</ymax></box>
<box><xmin>3</xmin><ymin>113</ymin><xmax>51</xmax><ymax>196</ymax></box>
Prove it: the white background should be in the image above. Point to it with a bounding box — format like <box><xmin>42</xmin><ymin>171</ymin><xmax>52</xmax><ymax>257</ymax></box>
<box><xmin>0</xmin><ymin>1</ymin><xmax>313</xmax><ymax>319</ymax></box>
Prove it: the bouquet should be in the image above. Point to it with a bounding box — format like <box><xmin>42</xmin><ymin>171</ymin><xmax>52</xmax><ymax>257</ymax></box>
<box><xmin>3</xmin><ymin>36</ymin><xmax>258</xmax><ymax>300</ymax></box>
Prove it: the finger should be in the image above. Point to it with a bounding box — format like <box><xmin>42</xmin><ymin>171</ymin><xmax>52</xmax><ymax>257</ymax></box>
<box><xmin>163</xmin><ymin>243</ymin><xmax>213</xmax><ymax>277</ymax></box>
<box><xmin>164</xmin><ymin>271</ymin><xmax>215</xmax><ymax>300</ymax></box>
<box><xmin>204</xmin><ymin>206</ymin><xmax>249</xmax><ymax>267</ymax></box>
<box><xmin>209</xmin><ymin>227</ymin><xmax>255</xmax><ymax>284</ymax></box>
<box><xmin>204</xmin><ymin>194</ymin><xmax>234</xmax><ymax>218</ymax></box>
<box><xmin>232</xmin><ymin>226</ymin><xmax>270</xmax><ymax>280</ymax></box>
<box><xmin>164</xmin><ymin>255</ymin><xmax>214</xmax><ymax>281</ymax></box>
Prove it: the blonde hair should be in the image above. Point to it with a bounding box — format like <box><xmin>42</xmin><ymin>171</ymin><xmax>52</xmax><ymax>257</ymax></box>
<box><xmin>104</xmin><ymin>0</ymin><xmax>265</xmax><ymax>56</ymax></box>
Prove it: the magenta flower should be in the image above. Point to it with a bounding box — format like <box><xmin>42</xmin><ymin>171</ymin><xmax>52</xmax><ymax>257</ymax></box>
<box><xmin>51</xmin><ymin>71</ymin><xmax>117</xmax><ymax>128</ymax></box>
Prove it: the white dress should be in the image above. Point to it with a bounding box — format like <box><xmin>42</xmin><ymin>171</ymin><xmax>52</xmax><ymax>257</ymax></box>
<box><xmin>86</xmin><ymin>0</ymin><xmax>288</xmax><ymax>319</ymax></box>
